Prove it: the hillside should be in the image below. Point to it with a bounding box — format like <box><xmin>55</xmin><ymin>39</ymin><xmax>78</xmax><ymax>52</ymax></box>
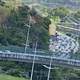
<box><xmin>0</xmin><ymin>0</ymin><xmax>15</xmax><ymax>23</ymax></box>
<box><xmin>0</xmin><ymin>1</ymin><xmax>80</xmax><ymax>80</ymax></box>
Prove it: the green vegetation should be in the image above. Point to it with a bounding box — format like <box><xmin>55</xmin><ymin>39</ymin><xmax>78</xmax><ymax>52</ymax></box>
<box><xmin>53</xmin><ymin>7</ymin><xmax>69</xmax><ymax>19</ymax></box>
<box><xmin>0</xmin><ymin>74</ymin><xmax>26</xmax><ymax>80</ymax></box>
<box><xmin>0</xmin><ymin>61</ymin><xmax>80</xmax><ymax>80</ymax></box>
<box><xmin>0</xmin><ymin>1</ymin><xmax>80</xmax><ymax>80</ymax></box>
<box><xmin>3</xmin><ymin>0</ymin><xmax>15</xmax><ymax>7</ymax></box>
<box><xmin>0</xmin><ymin>5</ymin><xmax>51</xmax><ymax>49</ymax></box>
<box><xmin>0</xmin><ymin>6</ymin><xmax>10</xmax><ymax>23</ymax></box>
<box><xmin>74</xmin><ymin>10</ymin><xmax>80</xmax><ymax>21</ymax></box>
<box><xmin>0</xmin><ymin>0</ymin><xmax>5</xmax><ymax>6</ymax></box>
<box><xmin>0</xmin><ymin>0</ymin><xmax>15</xmax><ymax>23</ymax></box>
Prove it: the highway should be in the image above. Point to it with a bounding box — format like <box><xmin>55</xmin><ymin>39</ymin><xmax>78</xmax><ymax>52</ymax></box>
<box><xmin>56</xmin><ymin>25</ymin><xmax>80</xmax><ymax>35</ymax></box>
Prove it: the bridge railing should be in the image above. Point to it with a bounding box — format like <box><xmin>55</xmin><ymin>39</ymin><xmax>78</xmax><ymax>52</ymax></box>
<box><xmin>0</xmin><ymin>52</ymin><xmax>80</xmax><ymax>68</ymax></box>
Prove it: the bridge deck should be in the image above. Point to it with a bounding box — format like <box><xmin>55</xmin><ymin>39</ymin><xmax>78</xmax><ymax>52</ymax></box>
<box><xmin>0</xmin><ymin>46</ymin><xmax>80</xmax><ymax>60</ymax></box>
<box><xmin>0</xmin><ymin>52</ymin><xmax>80</xmax><ymax>68</ymax></box>
<box><xmin>0</xmin><ymin>46</ymin><xmax>80</xmax><ymax>68</ymax></box>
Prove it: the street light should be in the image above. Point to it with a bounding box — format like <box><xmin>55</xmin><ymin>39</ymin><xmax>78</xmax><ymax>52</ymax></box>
<box><xmin>25</xmin><ymin>24</ymin><xmax>31</xmax><ymax>53</ymax></box>
<box><xmin>47</xmin><ymin>56</ymin><xmax>52</xmax><ymax>80</ymax></box>
<box><xmin>30</xmin><ymin>43</ymin><xmax>37</xmax><ymax>80</ymax></box>
<box><xmin>37</xmin><ymin>75</ymin><xmax>39</xmax><ymax>80</ymax></box>
<box><xmin>43</xmin><ymin>56</ymin><xmax>59</xmax><ymax>80</ymax></box>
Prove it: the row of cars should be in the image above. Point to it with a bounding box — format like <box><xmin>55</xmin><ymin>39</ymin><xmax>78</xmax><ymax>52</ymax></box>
<box><xmin>49</xmin><ymin>32</ymin><xmax>79</xmax><ymax>58</ymax></box>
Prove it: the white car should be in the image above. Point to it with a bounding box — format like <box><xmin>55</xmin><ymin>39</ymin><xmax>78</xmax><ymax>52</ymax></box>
<box><xmin>33</xmin><ymin>51</ymin><xmax>45</xmax><ymax>53</ymax></box>
<box><xmin>1</xmin><ymin>50</ymin><xmax>11</xmax><ymax>54</ymax></box>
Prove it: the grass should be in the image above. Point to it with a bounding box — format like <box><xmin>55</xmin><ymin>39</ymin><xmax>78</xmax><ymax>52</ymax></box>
<box><xmin>0</xmin><ymin>6</ymin><xmax>10</xmax><ymax>14</ymax></box>
<box><xmin>3</xmin><ymin>0</ymin><xmax>15</xmax><ymax>7</ymax></box>
<box><xmin>0</xmin><ymin>6</ymin><xmax>10</xmax><ymax>22</ymax></box>
<box><xmin>0</xmin><ymin>0</ymin><xmax>15</xmax><ymax>14</ymax></box>
<box><xmin>0</xmin><ymin>74</ymin><xmax>27</xmax><ymax>80</ymax></box>
<box><xmin>0</xmin><ymin>0</ymin><xmax>16</xmax><ymax>22</ymax></box>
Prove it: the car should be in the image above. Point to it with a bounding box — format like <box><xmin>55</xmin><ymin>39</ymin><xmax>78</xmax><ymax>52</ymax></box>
<box><xmin>0</xmin><ymin>51</ymin><xmax>3</xmax><ymax>53</ymax></box>
<box><xmin>1</xmin><ymin>50</ymin><xmax>11</xmax><ymax>53</ymax></box>
<box><xmin>33</xmin><ymin>51</ymin><xmax>45</xmax><ymax>53</ymax></box>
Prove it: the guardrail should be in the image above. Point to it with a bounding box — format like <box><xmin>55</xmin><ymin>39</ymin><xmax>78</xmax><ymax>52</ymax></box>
<box><xmin>56</xmin><ymin>25</ymin><xmax>80</xmax><ymax>35</ymax></box>
<box><xmin>0</xmin><ymin>52</ymin><xmax>80</xmax><ymax>68</ymax></box>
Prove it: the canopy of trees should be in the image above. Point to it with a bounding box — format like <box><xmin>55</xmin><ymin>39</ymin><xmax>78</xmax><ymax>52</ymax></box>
<box><xmin>0</xmin><ymin>2</ymin><xmax>80</xmax><ymax>80</ymax></box>
<box><xmin>0</xmin><ymin>6</ymin><xmax>51</xmax><ymax>49</ymax></box>
<box><xmin>0</xmin><ymin>60</ymin><xmax>80</xmax><ymax>80</ymax></box>
<box><xmin>74</xmin><ymin>10</ymin><xmax>80</xmax><ymax>19</ymax></box>
<box><xmin>53</xmin><ymin>7</ymin><xmax>69</xmax><ymax>19</ymax></box>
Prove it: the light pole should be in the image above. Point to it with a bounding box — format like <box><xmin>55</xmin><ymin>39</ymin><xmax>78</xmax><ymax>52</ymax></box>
<box><xmin>42</xmin><ymin>56</ymin><xmax>52</xmax><ymax>80</ymax></box>
<box><xmin>30</xmin><ymin>43</ymin><xmax>37</xmax><ymax>80</ymax></box>
<box><xmin>37</xmin><ymin>75</ymin><xmax>39</xmax><ymax>80</ymax></box>
<box><xmin>43</xmin><ymin>55</ymin><xmax>58</xmax><ymax>80</ymax></box>
<box><xmin>25</xmin><ymin>24</ymin><xmax>31</xmax><ymax>53</ymax></box>
<box><xmin>47</xmin><ymin>56</ymin><xmax>52</xmax><ymax>80</ymax></box>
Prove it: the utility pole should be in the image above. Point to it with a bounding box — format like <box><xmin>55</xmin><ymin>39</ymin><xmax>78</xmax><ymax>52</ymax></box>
<box><xmin>30</xmin><ymin>43</ymin><xmax>37</xmax><ymax>80</ymax></box>
<box><xmin>47</xmin><ymin>56</ymin><xmax>52</xmax><ymax>80</ymax></box>
<box><xmin>25</xmin><ymin>24</ymin><xmax>31</xmax><ymax>53</ymax></box>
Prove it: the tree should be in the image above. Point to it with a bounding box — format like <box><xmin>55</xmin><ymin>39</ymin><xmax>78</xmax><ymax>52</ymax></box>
<box><xmin>43</xmin><ymin>17</ymin><xmax>51</xmax><ymax>30</ymax></box>
<box><xmin>7</xmin><ymin>7</ymin><xmax>29</xmax><ymax>28</ymax></box>
<box><xmin>51</xmin><ymin>69</ymin><xmax>64</xmax><ymax>80</ymax></box>
<box><xmin>74</xmin><ymin>10</ymin><xmax>80</xmax><ymax>19</ymax></box>
<box><xmin>66</xmin><ymin>73</ymin><xmax>79</xmax><ymax>80</ymax></box>
<box><xmin>30</xmin><ymin>9</ymin><xmax>37</xmax><ymax>16</ymax></box>
<box><xmin>29</xmin><ymin>23</ymin><xmax>50</xmax><ymax>49</ymax></box>
<box><xmin>6</xmin><ymin>6</ymin><xmax>50</xmax><ymax>49</ymax></box>
<box><xmin>18</xmin><ymin>6</ymin><xmax>30</xmax><ymax>17</ymax></box>
<box><xmin>0</xmin><ymin>33</ymin><xmax>8</xmax><ymax>46</ymax></box>
<box><xmin>53</xmin><ymin>7</ymin><xmax>69</xmax><ymax>18</ymax></box>
<box><xmin>0</xmin><ymin>0</ymin><xmax>5</xmax><ymax>6</ymax></box>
